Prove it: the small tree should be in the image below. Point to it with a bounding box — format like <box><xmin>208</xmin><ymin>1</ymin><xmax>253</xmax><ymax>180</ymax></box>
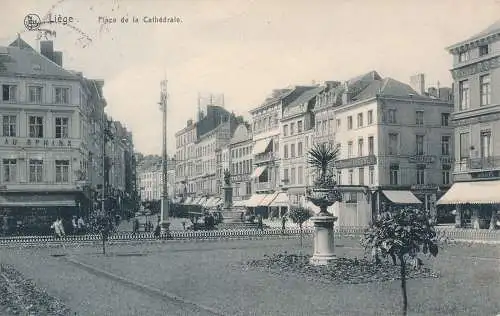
<box><xmin>89</xmin><ymin>214</ymin><xmax>112</xmax><ymax>255</ymax></box>
<box><xmin>307</xmin><ymin>143</ymin><xmax>339</xmax><ymax>189</ymax></box>
<box><xmin>361</xmin><ymin>207</ymin><xmax>439</xmax><ymax>316</ymax></box>
<box><xmin>289</xmin><ymin>206</ymin><xmax>313</xmax><ymax>247</ymax></box>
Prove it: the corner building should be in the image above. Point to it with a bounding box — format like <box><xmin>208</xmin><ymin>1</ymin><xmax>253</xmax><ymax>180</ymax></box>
<box><xmin>438</xmin><ymin>20</ymin><xmax>500</xmax><ymax>229</ymax></box>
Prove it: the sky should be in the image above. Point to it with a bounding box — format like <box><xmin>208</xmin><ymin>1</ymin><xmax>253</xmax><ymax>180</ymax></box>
<box><xmin>1</xmin><ymin>0</ymin><xmax>500</xmax><ymax>155</ymax></box>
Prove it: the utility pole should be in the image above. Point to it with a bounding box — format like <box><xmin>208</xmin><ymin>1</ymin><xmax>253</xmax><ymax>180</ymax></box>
<box><xmin>159</xmin><ymin>79</ymin><xmax>171</xmax><ymax>236</ymax></box>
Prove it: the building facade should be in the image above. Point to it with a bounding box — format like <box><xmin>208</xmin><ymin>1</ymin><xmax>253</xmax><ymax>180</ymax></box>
<box><xmin>438</xmin><ymin>20</ymin><xmax>500</xmax><ymax>229</ymax></box>
<box><xmin>229</xmin><ymin>123</ymin><xmax>253</xmax><ymax>203</ymax></box>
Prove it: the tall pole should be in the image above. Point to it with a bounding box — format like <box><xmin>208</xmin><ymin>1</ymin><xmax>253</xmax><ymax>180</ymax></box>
<box><xmin>101</xmin><ymin>113</ymin><xmax>106</xmax><ymax>216</ymax></box>
<box><xmin>159</xmin><ymin>79</ymin><xmax>171</xmax><ymax>236</ymax></box>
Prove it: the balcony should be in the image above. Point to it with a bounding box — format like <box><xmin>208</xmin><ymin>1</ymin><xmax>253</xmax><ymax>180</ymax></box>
<box><xmin>254</xmin><ymin>182</ymin><xmax>273</xmax><ymax>191</ymax></box>
<box><xmin>455</xmin><ymin>156</ymin><xmax>500</xmax><ymax>173</ymax></box>
<box><xmin>254</xmin><ymin>152</ymin><xmax>276</xmax><ymax>164</ymax></box>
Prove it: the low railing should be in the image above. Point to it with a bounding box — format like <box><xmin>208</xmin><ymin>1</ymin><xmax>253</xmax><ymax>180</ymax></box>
<box><xmin>455</xmin><ymin>156</ymin><xmax>500</xmax><ymax>172</ymax></box>
<box><xmin>254</xmin><ymin>152</ymin><xmax>276</xmax><ymax>164</ymax></box>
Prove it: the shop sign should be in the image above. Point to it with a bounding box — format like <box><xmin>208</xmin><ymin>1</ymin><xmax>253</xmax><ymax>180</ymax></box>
<box><xmin>336</xmin><ymin>155</ymin><xmax>377</xmax><ymax>169</ymax></box>
<box><xmin>408</xmin><ymin>155</ymin><xmax>435</xmax><ymax>164</ymax></box>
<box><xmin>2</xmin><ymin>138</ymin><xmax>73</xmax><ymax>147</ymax></box>
<box><xmin>471</xmin><ymin>170</ymin><xmax>500</xmax><ymax>179</ymax></box>
<box><xmin>411</xmin><ymin>184</ymin><xmax>438</xmax><ymax>191</ymax></box>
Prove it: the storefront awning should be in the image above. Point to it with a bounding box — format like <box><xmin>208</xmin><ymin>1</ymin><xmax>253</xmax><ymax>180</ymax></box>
<box><xmin>190</xmin><ymin>197</ymin><xmax>202</xmax><ymax>205</ymax></box>
<box><xmin>436</xmin><ymin>180</ymin><xmax>500</xmax><ymax>205</ymax></box>
<box><xmin>245</xmin><ymin>194</ymin><xmax>268</xmax><ymax>207</ymax></box>
<box><xmin>252</xmin><ymin>139</ymin><xmax>272</xmax><ymax>155</ymax></box>
<box><xmin>0</xmin><ymin>194</ymin><xmax>76</xmax><ymax>207</ymax></box>
<box><xmin>251</xmin><ymin>166</ymin><xmax>268</xmax><ymax>179</ymax></box>
<box><xmin>259</xmin><ymin>192</ymin><xmax>279</xmax><ymax>207</ymax></box>
<box><xmin>197</xmin><ymin>197</ymin><xmax>207</xmax><ymax>206</ymax></box>
<box><xmin>213</xmin><ymin>198</ymin><xmax>223</xmax><ymax>206</ymax></box>
<box><xmin>382</xmin><ymin>190</ymin><xmax>422</xmax><ymax>205</ymax></box>
<box><xmin>269</xmin><ymin>192</ymin><xmax>289</xmax><ymax>207</ymax></box>
<box><xmin>202</xmin><ymin>197</ymin><xmax>214</xmax><ymax>207</ymax></box>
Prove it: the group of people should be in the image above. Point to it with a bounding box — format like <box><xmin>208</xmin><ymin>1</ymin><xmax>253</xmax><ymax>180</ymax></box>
<box><xmin>51</xmin><ymin>216</ymin><xmax>86</xmax><ymax>238</ymax></box>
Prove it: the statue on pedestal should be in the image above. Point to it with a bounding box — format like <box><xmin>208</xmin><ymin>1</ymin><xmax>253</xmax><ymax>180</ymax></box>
<box><xmin>224</xmin><ymin>169</ymin><xmax>231</xmax><ymax>187</ymax></box>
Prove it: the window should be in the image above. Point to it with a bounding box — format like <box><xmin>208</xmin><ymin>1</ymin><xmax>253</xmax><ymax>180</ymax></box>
<box><xmin>283</xmin><ymin>168</ymin><xmax>289</xmax><ymax>182</ymax></box>
<box><xmin>480</xmin><ymin>75</ymin><xmax>491</xmax><ymax>106</ymax></box>
<box><xmin>2</xmin><ymin>115</ymin><xmax>16</xmax><ymax>137</ymax></box>
<box><xmin>54</xmin><ymin>87</ymin><xmax>69</xmax><ymax>104</ymax></box>
<box><xmin>416</xmin><ymin>135</ymin><xmax>424</xmax><ymax>155</ymax></box>
<box><xmin>442</xmin><ymin>164</ymin><xmax>451</xmax><ymax>185</ymax></box>
<box><xmin>55</xmin><ymin>160</ymin><xmax>70</xmax><ymax>183</ymax></box>
<box><xmin>2</xmin><ymin>85</ymin><xmax>17</xmax><ymax>102</ymax></box>
<box><xmin>28</xmin><ymin>116</ymin><xmax>43</xmax><ymax>138</ymax></box>
<box><xmin>459</xmin><ymin>132</ymin><xmax>470</xmax><ymax>159</ymax></box>
<box><xmin>387</xmin><ymin>109</ymin><xmax>397</xmax><ymax>123</ymax></box>
<box><xmin>291</xmin><ymin>143</ymin><xmax>296</xmax><ymax>158</ymax></box>
<box><xmin>416</xmin><ymin>164</ymin><xmax>426</xmax><ymax>185</ymax></box>
<box><xmin>369</xmin><ymin>166</ymin><xmax>374</xmax><ymax>185</ymax></box>
<box><xmin>358</xmin><ymin>167</ymin><xmax>364</xmax><ymax>185</ymax></box>
<box><xmin>459</xmin><ymin>80</ymin><xmax>469</xmax><ymax>110</ymax></box>
<box><xmin>358</xmin><ymin>138</ymin><xmax>364</xmax><ymax>157</ymax></box>
<box><xmin>441</xmin><ymin>113</ymin><xmax>450</xmax><ymax>126</ymax></box>
<box><xmin>347</xmin><ymin>116</ymin><xmax>353</xmax><ymax>130</ymax></box>
<box><xmin>367</xmin><ymin>110</ymin><xmax>373</xmax><ymax>125</ymax></box>
<box><xmin>416</xmin><ymin>111</ymin><xmax>424</xmax><ymax>125</ymax></box>
<box><xmin>297</xmin><ymin>121</ymin><xmax>303</xmax><ymax>133</ymax></box>
<box><xmin>298</xmin><ymin>142</ymin><xmax>303</xmax><ymax>156</ymax></box>
<box><xmin>368</xmin><ymin>136</ymin><xmax>374</xmax><ymax>155</ymax></box>
<box><xmin>441</xmin><ymin>136</ymin><xmax>451</xmax><ymax>156</ymax></box>
<box><xmin>458</xmin><ymin>50</ymin><xmax>469</xmax><ymax>62</ymax></box>
<box><xmin>328</xmin><ymin>119</ymin><xmax>333</xmax><ymax>133</ymax></box>
<box><xmin>480</xmin><ymin>130</ymin><xmax>492</xmax><ymax>158</ymax></box>
<box><xmin>29</xmin><ymin>159</ymin><xmax>43</xmax><ymax>183</ymax></box>
<box><xmin>290</xmin><ymin>122</ymin><xmax>295</xmax><ymax>135</ymax></box>
<box><xmin>55</xmin><ymin>117</ymin><xmax>69</xmax><ymax>139</ymax></box>
<box><xmin>28</xmin><ymin>86</ymin><xmax>42</xmax><ymax>103</ymax></box>
<box><xmin>283</xmin><ymin>124</ymin><xmax>288</xmax><ymax>137</ymax></box>
<box><xmin>291</xmin><ymin>167</ymin><xmax>296</xmax><ymax>184</ymax></box>
<box><xmin>337</xmin><ymin>170</ymin><xmax>342</xmax><ymax>185</ymax></box>
<box><xmin>479</xmin><ymin>45</ymin><xmax>489</xmax><ymax>57</ymax></box>
<box><xmin>298</xmin><ymin>166</ymin><xmax>303</xmax><ymax>184</ymax></box>
<box><xmin>357</xmin><ymin>113</ymin><xmax>363</xmax><ymax>127</ymax></box>
<box><xmin>283</xmin><ymin>144</ymin><xmax>289</xmax><ymax>159</ymax></box>
<box><xmin>348</xmin><ymin>169</ymin><xmax>353</xmax><ymax>185</ymax></box>
<box><xmin>2</xmin><ymin>159</ymin><xmax>16</xmax><ymax>183</ymax></box>
<box><xmin>388</xmin><ymin>133</ymin><xmax>398</xmax><ymax>155</ymax></box>
<box><xmin>389</xmin><ymin>164</ymin><xmax>399</xmax><ymax>185</ymax></box>
<box><xmin>347</xmin><ymin>141</ymin><xmax>353</xmax><ymax>158</ymax></box>
<box><xmin>305</xmin><ymin>136</ymin><xmax>309</xmax><ymax>149</ymax></box>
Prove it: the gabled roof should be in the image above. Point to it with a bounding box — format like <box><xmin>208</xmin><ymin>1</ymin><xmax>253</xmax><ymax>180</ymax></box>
<box><xmin>8</xmin><ymin>37</ymin><xmax>36</xmax><ymax>52</ymax></box>
<box><xmin>0</xmin><ymin>39</ymin><xmax>77</xmax><ymax>79</ymax></box>
<box><xmin>354</xmin><ymin>77</ymin><xmax>428</xmax><ymax>101</ymax></box>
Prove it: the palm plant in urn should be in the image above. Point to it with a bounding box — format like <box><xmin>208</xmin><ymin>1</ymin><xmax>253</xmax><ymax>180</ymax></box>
<box><xmin>306</xmin><ymin>142</ymin><xmax>342</xmax><ymax>215</ymax></box>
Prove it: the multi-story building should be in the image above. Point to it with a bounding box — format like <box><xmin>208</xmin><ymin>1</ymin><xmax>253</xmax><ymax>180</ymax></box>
<box><xmin>0</xmin><ymin>37</ymin><xmax>115</xmax><ymax>231</ymax></box>
<box><xmin>437</xmin><ymin>20</ymin><xmax>500</xmax><ymax>229</ymax></box>
<box><xmin>246</xmin><ymin>86</ymin><xmax>318</xmax><ymax>216</ymax></box>
<box><xmin>175</xmin><ymin>104</ymin><xmax>239</xmax><ymax>207</ymax></box>
<box><xmin>229</xmin><ymin>123</ymin><xmax>253</xmax><ymax>204</ymax></box>
<box><xmin>280</xmin><ymin>86</ymin><xmax>323</xmax><ymax>206</ymax></box>
<box><xmin>314</xmin><ymin>71</ymin><xmax>454</xmax><ymax>226</ymax></box>
<box><xmin>138</xmin><ymin>158</ymin><xmax>175</xmax><ymax>202</ymax></box>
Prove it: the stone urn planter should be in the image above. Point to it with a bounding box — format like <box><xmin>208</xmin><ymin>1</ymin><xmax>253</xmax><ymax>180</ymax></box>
<box><xmin>307</xmin><ymin>187</ymin><xmax>341</xmax><ymax>266</ymax></box>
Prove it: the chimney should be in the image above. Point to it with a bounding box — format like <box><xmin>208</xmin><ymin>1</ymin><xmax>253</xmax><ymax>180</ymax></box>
<box><xmin>409</xmin><ymin>74</ymin><xmax>425</xmax><ymax>95</ymax></box>
<box><xmin>40</xmin><ymin>40</ymin><xmax>54</xmax><ymax>61</ymax></box>
<box><xmin>52</xmin><ymin>51</ymin><xmax>63</xmax><ymax>67</ymax></box>
<box><xmin>342</xmin><ymin>81</ymin><xmax>352</xmax><ymax>105</ymax></box>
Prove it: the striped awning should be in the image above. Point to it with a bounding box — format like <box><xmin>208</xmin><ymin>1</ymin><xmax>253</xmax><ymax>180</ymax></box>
<box><xmin>183</xmin><ymin>197</ymin><xmax>193</xmax><ymax>205</ymax></box>
<box><xmin>233</xmin><ymin>200</ymin><xmax>246</xmax><ymax>207</ymax></box>
<box><xmin>212</xmin><ymin>198</ymin><xmax>223</xmax><ymax>206</ymax></box>
<box><xmin>203</xmin><ymin>197</ymin><xmax>215</xmax><ymax>208</ymax></box>
<box><xmin>382</xmin><ymin>190</ymin><xmax>422</xmax><ymax>205</ymax></box>
<box><xmin>437</xmin><ymin>180</ymin><xmax>500</xmax><ymax>205</ymax></box>
<box><xmin>197</xmin><ymin>197</ymin><xmax>207</xmax><ymax>206</ymax></box>
<box><xmin>259</xmin><ymin>192</ymin><xmax>279</xmax><ymax>207</ymax></box>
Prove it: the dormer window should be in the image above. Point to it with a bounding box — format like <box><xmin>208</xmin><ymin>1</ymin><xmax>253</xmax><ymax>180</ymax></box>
<box><xmin>479</xmin><ymin>45</ymin><xmax>489</xmax><ymax>57</ymax></box>
<box><xmin>458</xmin><ymin>50</ymin><xmax>469</xmax><ymax>62</ymax></box>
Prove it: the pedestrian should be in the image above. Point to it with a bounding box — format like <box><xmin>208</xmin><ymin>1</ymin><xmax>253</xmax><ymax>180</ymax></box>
<box><xmin>257</xmin><ymin>214</ymin><xmax>263</xmax><ymax>231</ymax></box>
<box><xmin>77</xmin><ymin>216</ymin><xmax>86</xmax><ymax>234</ymax></box>
<box><xmin>132</xmin><ymin>218</ymin><xmax>139</xmax><ymax>236</ymax></box>
<box><xmin>51</xmin><ymin>217</ymin><xmax>65</xmax><ymax>238</ymax></box>
<box><xmin>182</xmin><ymin>220</ymin><xmax>186</xmax><ymax>230</ymax></box>
<box><xmin>71</xmin><ymin>216</ymin><xmax>78</xmax><ymax>234</ymax></box>
<box><xmin>154</xmin><ymin>221</ymin><xmax>161</xmax><ymax>238</ymax></box>
<box><xmin>281</xmin><ymin>215</ymin><xmax>287</xmax><ymax>234</ymax></box>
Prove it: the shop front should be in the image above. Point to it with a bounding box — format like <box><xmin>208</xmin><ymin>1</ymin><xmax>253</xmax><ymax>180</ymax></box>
<box><xmin>436</xmin><ymin>180</ymin><xmax>500</xmax><ymax>229</ymax></box>
<box><xmin>0</xmin><ymin>191</ymin><xmax>86</xmax><ymax>235</ymax></box>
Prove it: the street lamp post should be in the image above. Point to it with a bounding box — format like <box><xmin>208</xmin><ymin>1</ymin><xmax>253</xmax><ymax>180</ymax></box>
<box><xmin>159</xmin><ymin>79</ymin><xmax>171</xmax><ymax>236</ymax></box>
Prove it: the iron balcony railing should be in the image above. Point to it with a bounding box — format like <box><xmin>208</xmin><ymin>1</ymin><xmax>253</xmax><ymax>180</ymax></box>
<box><xmin>455</xmin><ymin>156</ymin><xmax>500</xmax><ymax>172</ymax></box>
